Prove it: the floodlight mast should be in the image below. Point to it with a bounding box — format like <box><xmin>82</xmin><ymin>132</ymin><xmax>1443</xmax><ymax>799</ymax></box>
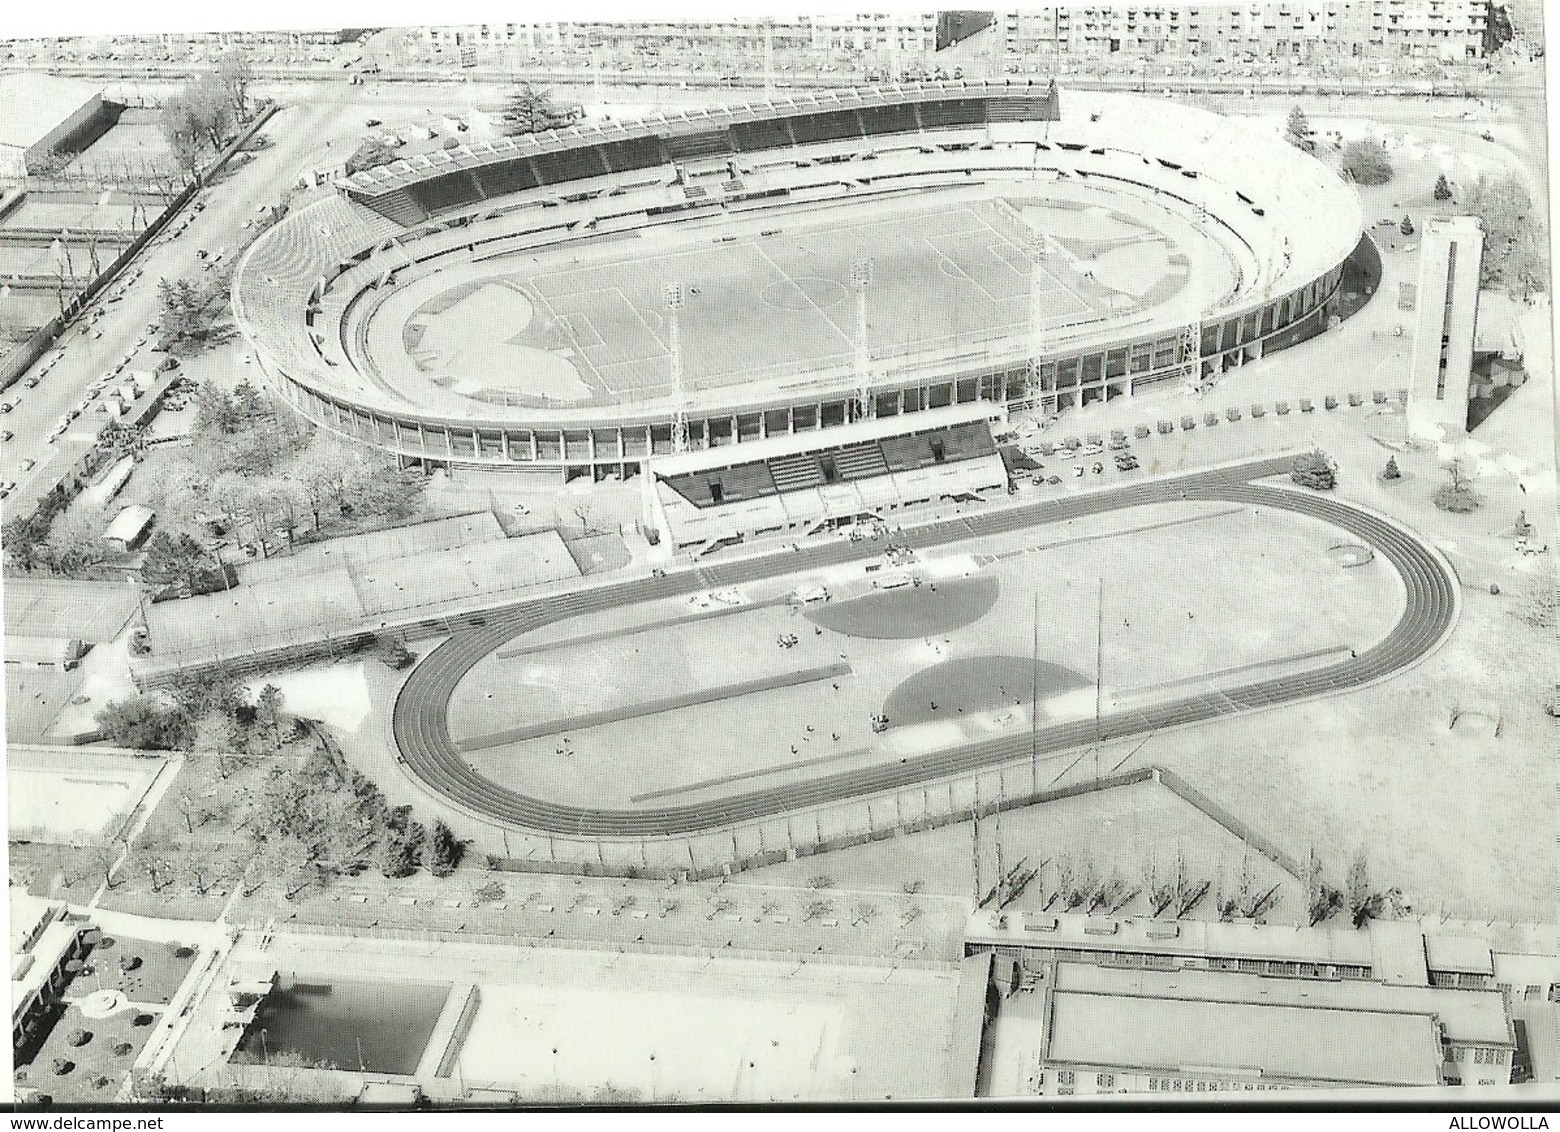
<box><xmin>664</xmin><ymin>281</ymin><xmax>689</xmax><ymax>453</ymax></box>
<box><xmin>851</xmin><ymin>257</ymin><xmax>875</xmax><ymax>422</ymax></box>
<box><xmin>1020</xmin><ymin>228</ymin><xmax>1052</xmax><ymax>416</ymax></box>
<box><xmin>1181</xmin><ymin>199</ymin><xmax>1210</xmax><ymax>395</ymax></box>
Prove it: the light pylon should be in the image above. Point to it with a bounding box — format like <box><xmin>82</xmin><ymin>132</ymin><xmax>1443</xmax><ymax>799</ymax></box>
<box><xmin>1180</xmin><ymin>200</ymin><xmax>1210</xmax><ymax>394</ymax></box>
<box><xmin>1021</xmin><ymin>228</ymin><xmax>1052</xmax><ymax>417</ymax></box>
<box><xmin>851</xmin><ymin>257</ymin><xmax>875</xmax><ymax>422</ymax></box>
<box><xmin>664</xmin><ymin>282</ymin><xmax>690</xmax><ymax>453</ymax></box>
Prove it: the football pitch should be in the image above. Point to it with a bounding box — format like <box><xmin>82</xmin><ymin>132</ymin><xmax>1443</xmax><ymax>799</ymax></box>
<box><xmin>402</xmin><ymin>193</ymin><xmax>1167</xmax><ymax>405</ymax></box>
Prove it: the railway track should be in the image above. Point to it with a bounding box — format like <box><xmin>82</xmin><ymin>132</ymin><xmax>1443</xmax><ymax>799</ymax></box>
<box><xmin>390</xmin><ymin>456</ymin><xmax>1458</xmax><ymax>838</ymax></box>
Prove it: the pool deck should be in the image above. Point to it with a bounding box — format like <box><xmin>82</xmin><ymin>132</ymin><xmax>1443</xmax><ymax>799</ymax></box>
<box><xmin>417</xmin><ymin>984</ymin><xmax>478</xmax><ymax>1080</ymax></box>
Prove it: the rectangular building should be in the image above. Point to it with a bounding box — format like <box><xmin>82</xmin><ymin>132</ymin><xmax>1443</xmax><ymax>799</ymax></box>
<box><xmin>1407</xmin><ymin>216</ymin><xmax>1485</xmax><ymax>438</ymax></box>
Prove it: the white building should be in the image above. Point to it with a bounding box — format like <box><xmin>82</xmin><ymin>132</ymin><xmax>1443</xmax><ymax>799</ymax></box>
<box><xmin>1407</xmin><ymin>216</ymin><xmax>1485</xmax><ymax>439</ymax></box>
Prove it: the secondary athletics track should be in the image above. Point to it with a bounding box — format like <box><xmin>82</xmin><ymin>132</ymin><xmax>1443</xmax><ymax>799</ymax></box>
<box><xmin>391</xmin><ymin>456</ymin><xmax>1457</xmax><ymax>837</ymax></box>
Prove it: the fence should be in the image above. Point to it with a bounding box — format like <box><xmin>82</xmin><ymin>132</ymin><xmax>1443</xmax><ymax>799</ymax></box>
<box><xmin>231</xmin><ymin>916</ymin><xmax>952</xmax><ymax>970</ymax></box>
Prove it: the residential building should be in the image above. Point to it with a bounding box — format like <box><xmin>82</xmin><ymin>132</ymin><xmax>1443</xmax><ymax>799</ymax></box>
<box><xmin>1000</xmin><ymin>2</ymin><xmax>1492</xmax><ymax>64</ymax></box>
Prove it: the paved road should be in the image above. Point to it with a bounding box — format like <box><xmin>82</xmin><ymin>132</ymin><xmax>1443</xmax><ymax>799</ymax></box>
<box><xmin>0</xmin><ymin>99</ymin><xmax>355</xmax><ymax>506</ymax></box>
<box><xmin>390</xmin><ymin>456</ymin><xmax>1458</xmax><ymax>838</ymax></box>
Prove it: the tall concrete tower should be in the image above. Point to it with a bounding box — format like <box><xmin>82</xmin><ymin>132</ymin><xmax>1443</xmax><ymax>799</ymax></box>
<box><xmin>1407</xmin><ymin>216</ymin><xmax>1485</xmax><ymax>440</ymax></box>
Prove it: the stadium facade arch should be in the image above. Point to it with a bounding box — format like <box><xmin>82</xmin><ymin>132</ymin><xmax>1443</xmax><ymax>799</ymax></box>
<box><xmin>234</xmin><ymin>82</ymin><xmax>1364</xmax><ymax>480</ymax></box>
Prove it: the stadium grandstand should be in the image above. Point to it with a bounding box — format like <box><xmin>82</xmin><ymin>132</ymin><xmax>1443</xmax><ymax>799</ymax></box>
<box><xmin>645</xmin><ymin>402</ymin><xmax>1006</xmax><ymax>551</ymax></box>
<box><xmin>234</xmin><ymin>81</ymin><xmax>1364</xmax><ymax>489</ymax></box>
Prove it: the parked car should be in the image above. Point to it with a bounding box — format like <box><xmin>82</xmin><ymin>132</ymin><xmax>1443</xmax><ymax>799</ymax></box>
<box><xmin>23</xmin><ymin>375</ymin><xmax>39</xmax><ymax>388</ymax></box>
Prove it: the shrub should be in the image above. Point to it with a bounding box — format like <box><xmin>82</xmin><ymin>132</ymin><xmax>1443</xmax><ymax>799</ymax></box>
<box><xmin>1110</xmin><ymin>429</ymin><xmax>1127</xmax><ymax>442</ymax></box>
<box><xmin>1276</xmin><ymin>400</ymin><xmax>1291</xmax><ymax>415</ymax></box>
<box><xmin>1251</xmin><ymin>404</ymin><xmax>1266</xmax><ymax>418</ymax></box>
<box><xmin>375</xmin><ymin>636</ymin><xmax>414</xmax><ymax>670</ymax></box>
<box><xmin>1203</xmin><ymin>411</ymin><xmax>1219</xmax><ymax>427</ymax></box>
<box><xmin>1381</xmin><ymin>455</ymin><xmax>1403</xmax><ymax>481</ymax></box>
<box><xmin>1396</xmin><ymin>388</ymin><xmax>1411</xmax><ymax>404</ymax></box>
<box><xmin>1348</xmin><ymin>392</ymin><xmax>1364</xmax><ymax>407</ymax></box>
<box><xmin>67</xmin><ymin>1029</ymin><xmax>92</xmax><ymax>1047</ymax></box>
<box><xmin>1181</xmin><ymin>416</ymin><xmax>1196</xmax><ymax>430</ymax></box>
<box><xmin>1372</xmin><ymin>390</ymin><xmax>1388</xmax><ymax>404</ymax></box>
<box><xmin>1299</xmin><ymin>398</ymin><xmax>1315</xmax><ymax>413</ymax></box>
<box><xmin>1291</xmin><ymin>450</ymin><xmax>1337</xmax><ymax>491</ymax></box>
<box><xmin>1433</xmin><ymin>460</ymin><xmax>1481</xmax><ymax>513</ymax></box>
<box><xmin>1157</xmin><ymin>420</ymin><xmax>1174</xmax><ymax>435</ymax></box>
<box><xmin>1324</xmin><ymin>395</ymin><xmax>1339</xmax><ymax>410</ymax></box>
<box><xmin>1226</xmin><ymin>406</ymin><xmax>1242</xmax><ymax>422</ymax></box>
<box><xmin>1135</xmin><ymin>424</ymin><xmax>1152</xmax><ymax>439</ymax></box>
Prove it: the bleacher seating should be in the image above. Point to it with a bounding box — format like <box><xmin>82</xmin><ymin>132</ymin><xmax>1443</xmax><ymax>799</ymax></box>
<box><xmin>879</xmin><ymin>432</ymin><xmax>938</xmax><ymax>471</ymax></box>
<box><xmin>789</xmin><ymin>109</ymin><xmax>865</xmax><ymax>146</ymax></box>
<box><xmin>730</xmin><ymin>118</ymin><xmax>795</xmax><ymax>153</ymax></box>
<box><xmin>597</xmin><ymin>136</ymin><xmax>665</xmax><ymax>173</ymax></box>
<box><xmin>473</xmin><ymin>159</ymin><xmax>540</xmax><ymax>199</ymax></box>
<box><xmin>362</xmin><ymin>189</ymin><xmax>428</xmax><ymax>227</ymax></box>
<box><xmin>408</xmin><ymin>172</ymin><xmax>484</xmax><ymax>217</ymax></box>
<box><xmin>859</xmin><ymin>103</ymin><xmax>922</xmax><ymax>137</ymax></box>
<box><xmin>663</xmin><ymin>130</ymin><xmax>734</xmax><ymax>162</ymax></box>
<box><xmin>664</xmin><ymin>462</ymin><xmax>779</xmax><ymax>506</ymax></box>
<box><xmin>536</xmin><ymin>147</ymin><xmax>610</xmax><ymax>185</ymax></box>
<box><xmin>768</xmin><ymin>453</ymin><xmax>826</xmax><ymax>492</ymax></box>
<box><xmin>940</xmin><ymin>422</ymin><xmax>998</xmax><ymax>461</ymax></box>
<box><xmin>918</xmin><ymin>99</ymin><xmax>988</xmax><ymax>130</ymax></box>
<box><xmin>832</xmin><ymin>441</ymin><xmax>890</xmax><ymax>481</ymax></box>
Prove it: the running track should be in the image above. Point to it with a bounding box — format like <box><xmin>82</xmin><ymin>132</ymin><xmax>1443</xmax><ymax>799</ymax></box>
<box><xmin>391</xmin><ymin>456</ymin><xmax>1458</xmax><ymax>838</ymax></box>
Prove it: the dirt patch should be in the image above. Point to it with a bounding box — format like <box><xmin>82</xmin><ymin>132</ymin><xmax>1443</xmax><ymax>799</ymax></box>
<box><xmin>882</xmin><ymin>655</ymin><xmax>1092</xmax><ymax>728</ymax></box>
<box><xmin>804</xmin><ymin>574</ymin><xmax>1000</xmax><ymax>639</ymax></box>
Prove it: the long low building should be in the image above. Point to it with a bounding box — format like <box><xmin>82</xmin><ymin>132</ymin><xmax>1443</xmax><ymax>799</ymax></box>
<box><xmin>234</xmin><ymin>81</ymin><xmax>1363</xmax><ymax>479</ymax></box>
<box><xmin>967</xmin><ymin>909</ymin><xmax>1517</xmax><ymax>1096</ymax></box>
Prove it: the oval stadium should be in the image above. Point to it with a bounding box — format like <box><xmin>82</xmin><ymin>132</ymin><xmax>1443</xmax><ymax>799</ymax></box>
<box><xmin>233</xmin><ymin>81</ymin><xmax>1365</xmax><ymax>482</ymax></box>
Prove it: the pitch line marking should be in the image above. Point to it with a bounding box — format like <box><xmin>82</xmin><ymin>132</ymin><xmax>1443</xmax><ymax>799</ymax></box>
<box><xmin>752</xmin><ymin>242</ymin><xmax>854</xmax><ymax>350</ymax></box>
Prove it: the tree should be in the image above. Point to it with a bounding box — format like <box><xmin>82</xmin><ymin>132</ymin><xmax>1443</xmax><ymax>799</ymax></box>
<box><xmin>141</xmin><ymin>531</ymin><xmax>230</xmax><ymax>596</ymax></box>
<box><xmin>216</xmin><ymin>51</ymin><xmax>256</xmax><ymax>123</ymax></box>
<box><xmin>1285</xmin><ymin>106</ymin><xmax>1313</xmax><ymax>151</ymax></box>
<box><xmin>1400</xmin><ymin>214</ymin><xmax>1415</xmax><ymax>236</ymax></box>
<box><xmin>1339</xmin><ymin>138</ymin><xmax>1393</xmax><ymax>186</ymax></box>
<box><xmin>46</xmin><ymin>504</ymin><xmax>109</xmax><ymax>577</ymax></box>
<box><xmin>254</xmin><ymin>684</ymin><xmax>286</xmax><ymax>751</ymax></box>
<box><xmin>1381</xmin><ymin>455</ymin><xmax>1402</xmax><ymax>481</ymax></box>
<box><xmin>96</xmin><ymin>695</ymin><xmax>191</xmax><ymax>750</ymax></box>
<box><xmin>1434</xmin><ymin>459</ymin><xmax>1482</xmax><ymax>513</ymax></box>
<box><xmin>1346</xmin><ymin>851</ymin><xmax>1387</xmax><ymax>928</ymax></box>
<box><xmin>1433</xmin><ymin>173</ymin><xmax>1453</xmax><ymax>202</ymax></box>
<box><xmin>1460</xmin><ymin>174</ymin><xmax>1548</xmax><ymax>296</ymax></box>
<box><xmin>344</xmin><ymin>136</ymin><xmax>399</xmax><ymax>176</ymax></box>
<box><xmin>4</xmin><ymin>515</ymin><xmax>49</xmax><ymax>573</ymax></box>
<box><xmin>157</xmin><ymin>277</ymin><xmax>229</xmax><ymax>351</ymax></box>
<box><xmin>1291</xmin><ymin>449</ymin><xmax>1336</xmax><ymax>491</ymax></box>
<box><xmin>499</xmin><ymin>83</ymin><xmax>573</xmax><ymax>136</ymax></box>
<box><xmin>426</xmin><ymin>819</ymin><xmax>464</xmax><ymax>877</ymax></box>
